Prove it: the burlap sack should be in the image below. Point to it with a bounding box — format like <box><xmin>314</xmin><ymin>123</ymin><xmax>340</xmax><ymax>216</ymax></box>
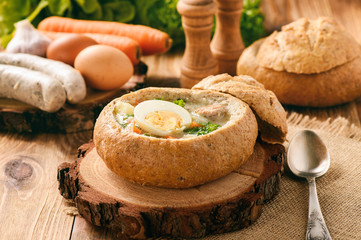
<box><xmin>203</xmin><ymin>113</ymin><xmax>361</xmax><ymax>240</ymax></box>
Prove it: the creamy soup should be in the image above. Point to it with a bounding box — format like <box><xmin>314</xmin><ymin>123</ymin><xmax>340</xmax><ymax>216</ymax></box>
<box><xmin>113</xmin><ymin>98</ymin><xmax>230</xmax><ymax>138</ymax></box>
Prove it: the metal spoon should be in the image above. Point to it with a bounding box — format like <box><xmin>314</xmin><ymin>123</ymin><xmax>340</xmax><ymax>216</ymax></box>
<box><xmin>287</xmin><ymin>130</ymin><xmax>332</xmax><ymax>240</ymax></box>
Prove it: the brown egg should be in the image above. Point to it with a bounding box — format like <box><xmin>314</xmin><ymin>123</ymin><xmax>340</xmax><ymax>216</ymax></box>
<box><xmin>74</xmin><ymin>45</ymin><xmax>134</xmax><ymax>91</ymax></box>
<box><xmin>46</xmin><ymin>34</ymin><xmax>97</xmax><ymax>66</ymax></box>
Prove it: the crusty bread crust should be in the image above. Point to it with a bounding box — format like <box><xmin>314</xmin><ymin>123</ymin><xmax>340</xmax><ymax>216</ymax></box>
<box><xmin>193</xmin><ymin>74</ymin><xmax>287</xmax><ymax>143</ymax></box>
<box><xmin>237</xmin><ymin>39</ymin><xmax>361</xmax><ymax>107</ymax></box>
<box><xmin>94</xmin><ymin>87</ymin><xmax>258</xmax><ymax>188</ymax></box>
<box><xmin>258</xmin><ymin>17</ymin><xmax>361</xmax><ymax>74</ymax></box>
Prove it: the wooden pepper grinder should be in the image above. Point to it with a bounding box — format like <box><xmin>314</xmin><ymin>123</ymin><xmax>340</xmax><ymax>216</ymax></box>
<box><xmin>211</xmin><ymin>0</ymin><xmax>244</xmax><ymax>75</ymax></box>
<box><xmin>177</xmin><ymin>0</ymin><xmax>218</xmax><ymax>88</ymax></box>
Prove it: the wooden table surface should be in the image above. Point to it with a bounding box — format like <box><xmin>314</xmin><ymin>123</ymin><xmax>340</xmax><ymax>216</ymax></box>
<box><xmin>0</xmin><ymin>1</ymin><xmax>361</xmax><ymax>239</ymax></box>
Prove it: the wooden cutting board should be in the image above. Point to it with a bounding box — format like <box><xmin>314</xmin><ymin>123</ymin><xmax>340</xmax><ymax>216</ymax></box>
<box><xmin>58</xmin><ymin>140</ymin><xmax>285</xmax><ymax>239</ymax></box>
<box><xmin>0</xmin><ymin>63</ymin><xmax>147</xmax><ymax>133</ymax></box>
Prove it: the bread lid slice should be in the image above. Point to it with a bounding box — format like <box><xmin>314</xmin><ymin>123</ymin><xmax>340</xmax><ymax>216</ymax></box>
<box><xmin>193</xmin><ymin>74</ymin><xmax>287</xmax><ymax>143</ymax></box>
<box><xmin>257</xmin><ymin>17</ymin><xmax>361</xmax><ymax>74</ymax></box>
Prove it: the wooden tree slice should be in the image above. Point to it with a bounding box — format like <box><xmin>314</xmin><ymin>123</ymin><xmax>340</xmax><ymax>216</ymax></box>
<box><xmin>0</xmin><ymin>63</ymin><xmax>147</xmax><ymax>133</ymax></box>
<box><xmin>58</xmin><ymin>140</ymin><xmax>285</xmax><ymax>239</ymax></box>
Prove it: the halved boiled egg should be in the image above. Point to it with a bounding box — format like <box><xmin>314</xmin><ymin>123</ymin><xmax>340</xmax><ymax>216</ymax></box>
<box><xmin>134</xmin><ymin>100</ymin><xmax>192</xmax><ymax>137</ymax></box>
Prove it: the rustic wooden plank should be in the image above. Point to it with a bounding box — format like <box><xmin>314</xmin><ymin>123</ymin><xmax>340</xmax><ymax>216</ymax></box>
<box><xmin>142</xmin><ymin>51</ymin><xmax>182</xmax><ymax>88</ymax></box>
<box><xmin>263</xmin><ymin>0</ymin><xmax>361</xmax><ymax>40</ymax></box>
<box><xmin>330</xmin><ymin>0</ymin><xmax>361</xmax><ymax>42</ymax></box>
<box><xmin>0</xmin><ymin>131</ymin><xmax>91</xmax><ymax>240</ymax></box>
<box><xmin>71</xmin><ymin>217</ymin><xmax>110</xmax><ymax>240</ymax></box>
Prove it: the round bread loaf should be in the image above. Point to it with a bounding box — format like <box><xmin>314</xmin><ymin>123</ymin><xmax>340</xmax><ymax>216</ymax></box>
<box><xmin>237</xmin><ymin>17</ymin><xmax>361</xmax><ymax>107</ymax></box>
<box><xmin>93</xmin><ymin>87</ymin><xmax>258</xmax><ymax>188</ymax></box>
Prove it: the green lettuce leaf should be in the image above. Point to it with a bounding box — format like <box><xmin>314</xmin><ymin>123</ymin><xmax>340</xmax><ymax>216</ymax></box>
<box><xmin>241</xmin><ymin>0</ymin><xmax>267</xmax><ymax>47</ymax></box>
<box><xmin>0</xmin><ymin>0</ymin><xmax>44</xmax><ymax>48</ymax></box>
<box><xmin>102</xmin><ymin>1</ymin><xmax>135</xmax><ymax>23</ymax></box>
<box><xmin>0</xmin><ymin>0</ymin><xmax>32</xmax><ymax>36</ymax></box>
<box><xmin>48</xmin><ymin>0</ymin><xmax>71</xmax><ymax>16</ymax></box>
<box><xmin>74</xmin><ymin>0</ymin><xmax>99</xmax><ymax>14</ymax></box>
<box><xmin>75</xmin><ymin>4</ymin><xmax>102</xmax><ymax>20</ymax></box>
<box><xmin>133</xmin><ymin>0</ymin><xmax>184</xmax><ymax>48</ymax></box>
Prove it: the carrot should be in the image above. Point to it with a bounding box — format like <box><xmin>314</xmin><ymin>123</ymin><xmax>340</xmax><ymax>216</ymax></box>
<box><xmin>132</xmin><ymin>125</ymin><xmax>143</xmax><ymax>134</ymax></box>
<box><xmin>40</xmin><ymin>31</ymin><xmax>141</xmax><ymax>65</ymax></box>
<box><xmin>164</xmin><ymin>135</ymin><xmax>177</xmax><ymax>139</ymax></box>
<box><xmin>38</xmin><ymin>16</ymin><xmax>172</xmax><ymax>56</ymax></box>
<box><xmin>190</xmin><ymin>121</ymin><xmax>203</xmax><ymax>128</ymax></box>
<box><xmin>128</xmin><ymin>120</ymin><xmax>142</xmax><ymax>134</ymax></box>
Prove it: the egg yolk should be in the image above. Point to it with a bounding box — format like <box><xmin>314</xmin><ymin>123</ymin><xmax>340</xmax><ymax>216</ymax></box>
<box><xmin>145</xmin><ymin>111</ymin><xmax>183</xmax><ymax>131</ymax></box>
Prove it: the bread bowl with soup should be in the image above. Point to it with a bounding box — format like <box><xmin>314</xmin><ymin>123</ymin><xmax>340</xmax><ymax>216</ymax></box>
<box><xmin>94</xmin><ymin>75</ymin><xmax>287</xmax><ymax>188</ymax></box>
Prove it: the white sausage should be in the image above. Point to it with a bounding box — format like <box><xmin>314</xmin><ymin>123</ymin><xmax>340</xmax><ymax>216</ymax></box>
<box><xmin>0</xmin><ymin>64</ymin><xmax>66</xmax><ymax>112</ymax></box>
<box><xmin>0</xmin><ymin>53</ymin><xmax>86</xmax><ymax>104</ymax></box>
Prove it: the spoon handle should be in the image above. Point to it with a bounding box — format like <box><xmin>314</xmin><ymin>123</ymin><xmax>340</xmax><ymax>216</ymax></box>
<box><xmin>306</xmin><ymin>177</ymin><xmax>332</xmax><ymax>240</ymax></box>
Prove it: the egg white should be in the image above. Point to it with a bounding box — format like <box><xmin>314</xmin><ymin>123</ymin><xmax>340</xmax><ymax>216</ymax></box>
<box><xmin>134</xmin><ymin>100</ymin><xmax>192</xmax><ymax>137</ymax></box>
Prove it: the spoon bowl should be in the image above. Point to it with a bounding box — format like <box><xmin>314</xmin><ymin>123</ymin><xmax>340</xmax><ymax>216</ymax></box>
<box><xmin>287</xmin><ymin>130</ymin><xmax>330</xmax><ymax>178</ymax></box>
<box><xmin>287</xmin><ymin>130</ymin><xmax>332</xmax><ymax>240</ymax></box>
